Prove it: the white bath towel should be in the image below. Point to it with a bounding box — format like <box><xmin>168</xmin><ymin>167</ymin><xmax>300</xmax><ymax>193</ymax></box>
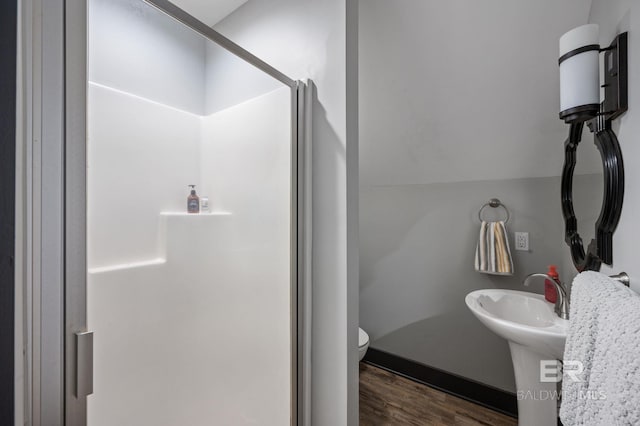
<box><xmin>560</xmin><ymin>271</ymin><xmax>640</xmax><ymax>426</ymax></box>
<box><xmin>474</xmin><ymin>221</ymin><xmax>513</xmax><ymax>275</ymax></box>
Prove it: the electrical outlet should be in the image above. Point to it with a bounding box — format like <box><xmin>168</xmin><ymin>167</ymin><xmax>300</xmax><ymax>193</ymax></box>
<box><xmin>515</xmin><ymin>232</ymin><xmax>529</xmax><ymax>251</ymax></box>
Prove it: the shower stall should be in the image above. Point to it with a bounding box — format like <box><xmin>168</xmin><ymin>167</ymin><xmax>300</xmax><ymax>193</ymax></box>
<box><xmin>29</xmin><ymin>0</ymin><xmax>310</xmax><ymax>424</ymax></box>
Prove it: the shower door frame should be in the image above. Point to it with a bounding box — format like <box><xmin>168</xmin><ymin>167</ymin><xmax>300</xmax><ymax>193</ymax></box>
<box><xmin>60</xmin><ymin>1</ymin><xmax>311</xmax><ymax>425</ymax></box>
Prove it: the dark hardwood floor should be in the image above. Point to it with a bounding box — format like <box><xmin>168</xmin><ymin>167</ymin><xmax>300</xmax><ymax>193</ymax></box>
<box><xmin>360</xmin><ymin>363</ymin><xmax>517</xmax><ymax>426</ymax></box>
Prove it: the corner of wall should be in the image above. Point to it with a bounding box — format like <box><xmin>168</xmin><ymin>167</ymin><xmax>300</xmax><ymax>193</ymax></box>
<box><xmin>346</xmin><ymin>1</ymin><xmax>359</xmax><ymax>424</ymax></box>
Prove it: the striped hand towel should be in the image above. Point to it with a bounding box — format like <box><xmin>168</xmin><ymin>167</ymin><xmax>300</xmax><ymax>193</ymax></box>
<box><xmin>474</xmin><ymin>221</ymin><xmax>514</xmax><ymax>275</ymax></box>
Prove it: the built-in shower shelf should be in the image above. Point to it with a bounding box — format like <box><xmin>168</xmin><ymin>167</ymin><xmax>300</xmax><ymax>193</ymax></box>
<box><xmin>160</xmin><ymin>211</ymin><xmax>232</xmax><ymax>216</ymax></box>
<box><xmin>89</xmin><ymin>211</ymin><xmax>234</xmax><ymax>274</ymax></box>
<box><xmin>88</xmin><ymin>258</ymin><xmax>166</xmax><ymax>275</ymax></box>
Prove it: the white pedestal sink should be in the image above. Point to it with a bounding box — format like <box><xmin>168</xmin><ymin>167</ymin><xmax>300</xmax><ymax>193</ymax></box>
<box><xmin>465</xmin><ymin>289</ymin><xmax>569</xmax><ymax>426</ymax></box>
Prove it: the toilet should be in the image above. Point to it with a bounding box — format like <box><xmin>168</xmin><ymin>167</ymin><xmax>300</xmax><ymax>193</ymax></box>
<box><xmin>358</xmin><ymin>328</ymin><xmax>370</xmax><ymax>361</ymax></box>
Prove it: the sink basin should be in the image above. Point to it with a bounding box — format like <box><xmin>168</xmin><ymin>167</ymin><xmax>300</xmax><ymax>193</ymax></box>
<box><xmin>465</xmin><ymin>289</ymin><xmax>568</xmax><ymax>359</ymax></box>
<box><xmin>465</xmin><ymin>289</ymin><xmax>569</xmax><ymax>426</ymax></box>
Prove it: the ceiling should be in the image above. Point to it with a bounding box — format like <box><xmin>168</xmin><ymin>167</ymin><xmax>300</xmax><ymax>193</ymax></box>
<box><xmin>170</xmin><ymin>0</ymin><xmax>249</xmax><ymax>26</ymax></box>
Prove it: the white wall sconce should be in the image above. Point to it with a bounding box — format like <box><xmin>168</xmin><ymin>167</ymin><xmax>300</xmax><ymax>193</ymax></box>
<box><xmin>559</xmin><ymin>24</ymin><xmax>601</xmax><ymax>123</ymax></box>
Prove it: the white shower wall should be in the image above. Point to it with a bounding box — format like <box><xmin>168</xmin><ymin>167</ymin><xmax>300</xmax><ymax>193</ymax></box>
<box><xmin>89</xmin><ymin>0</ymin><xmax>207</xmax><ymax>114</ymax></box>
<box><xmin>87</xmin><ymin>83</ymin><xmax>202</xmax><ymax>269</ymax></box>
<box><xmin>87</xmin><ymin>83</ymin><xmax>292</xmax><ymax>425</ymax></box>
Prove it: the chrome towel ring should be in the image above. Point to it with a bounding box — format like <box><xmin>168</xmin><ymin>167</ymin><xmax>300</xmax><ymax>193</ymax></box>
<box><xmin>478</xmin><ymin>198</ymin><xmax>510</xmax><ymax>224</ymax></box>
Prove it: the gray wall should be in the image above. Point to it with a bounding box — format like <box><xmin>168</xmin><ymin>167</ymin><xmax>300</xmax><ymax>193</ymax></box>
<box><xmin>586</xmin><ymin>0</ymin><xmax>640</xmax><ymax>293</ymax></box>
<box><xmin>359</xmin><ymin>0</ymin><xmax>598</xmax><ymax>393</ymax></box>
<box><xmin>360</xmin><ymin>177</ymin><xmax>566</xmax><ymax>392</ymax></box>
<box><xmin>359</xmin><ymin>0</ymin><xmax>594</xmax><ymax>187</ymax></box>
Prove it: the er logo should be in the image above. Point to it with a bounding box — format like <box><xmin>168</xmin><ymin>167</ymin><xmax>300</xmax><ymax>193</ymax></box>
<box><xmin>540</xmin><ymin>360</ymin><xmax>584</xmax><ymax>383</ymax></box>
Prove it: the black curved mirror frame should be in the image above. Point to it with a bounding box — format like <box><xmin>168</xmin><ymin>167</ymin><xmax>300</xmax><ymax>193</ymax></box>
<box><xmin>561</xmin><ymin>122</ymin><xmax>624</xmax><ymax>272</ymax></box>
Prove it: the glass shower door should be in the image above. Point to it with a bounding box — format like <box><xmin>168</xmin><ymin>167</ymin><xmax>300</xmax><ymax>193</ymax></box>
<box><xmin>81</xmin><ymin>1</ymin><xmax>298</xmax><ymax>424</ymax></box>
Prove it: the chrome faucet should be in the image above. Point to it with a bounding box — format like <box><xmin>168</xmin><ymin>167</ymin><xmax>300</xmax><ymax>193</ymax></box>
<box><xmin>523</xmin><ymin>273</ymin><xmax>569</xmax><ymax>320</ymax></box>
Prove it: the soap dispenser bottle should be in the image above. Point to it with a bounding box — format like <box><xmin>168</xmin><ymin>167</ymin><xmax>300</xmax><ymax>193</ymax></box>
<box><xmin>187</xmin><ymin>185</ymin><xmax>200</xmax><ymax>214</ymax></box>
<box><xmin>545</xmin><ymin>265</ymin><xmax>559</xmax><ymax>303</ymax></box>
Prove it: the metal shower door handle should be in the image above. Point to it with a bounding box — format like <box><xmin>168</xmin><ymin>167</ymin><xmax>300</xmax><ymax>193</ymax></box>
<box><xmin>75</xmin><ymin>331</ymin><xmax>94</xmax><ymax>398</ymax></box>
